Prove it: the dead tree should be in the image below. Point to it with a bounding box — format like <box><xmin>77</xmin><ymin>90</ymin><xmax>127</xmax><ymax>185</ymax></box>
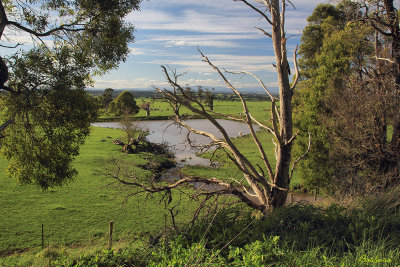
<box><xmin>104</xmin><ymin>0</ymin><xmax>308</xmax><ymax>215</ymax></box>
<box><xmin>141</xmin><ymin>101</ymin><xmax>151</xmax><ymax>117</ymax></box>
<box><xmin>359</xmin><ymin>0</ymin><xmax>400</xmax><ymax>175</ymax></box>
<box><xmin>161</xmin><ymin>0</ymin><xmax>303</xmax><ymax>212</ymax></box>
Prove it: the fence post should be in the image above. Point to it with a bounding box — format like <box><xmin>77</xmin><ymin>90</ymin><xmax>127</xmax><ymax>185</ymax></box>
<box><xmin>290</xmin><ymin>193</ymin><xmax>294</xmax><ymax>204</ymax></box>
<box><xmin>41</xmin><ymin>223</ymin><xmax>44</xmax><ymax>249</ymax></box>
<box><xmin>108</xmin><ymin>221</ymin><xmax>114</xmax><ymax>249</ymax></box>
<box><xmin>314</xmin><ymin>189</ymin><xmax>317</xmax><ymax>202</ymax></box>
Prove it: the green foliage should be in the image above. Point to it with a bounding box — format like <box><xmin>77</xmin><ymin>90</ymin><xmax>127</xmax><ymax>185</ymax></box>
<box><xmin>0</xmin><ymin>0</ymin><xmax>141</xmax><ymax>189</ymax></box>
<box><xmin>69</xmin><ymin>248</ymin><xmax>150</xmax><ymax>267</ymax></box>
<box><xmin>2</xmin><ymin>197</ymin><xmax>400</xmax><ymax>265</ymax></box>
<box><xmin>293</xmin><ymin>1</ymin><xmax>374</xmax><ymax>192</ymax></box>
<box><xmin>98</xmin><ymin>88</ymin><xmax>114</xmax><ymax>110</ymax></box>
<box><xmin>299</xmin><ymin>3</ymin><xmax>347</xmax><ymax>77</ymax></box>
<box><xmin>228</xmin><ymin>236</ymin><xmax>285</xmax><ymax>266</ymax></box>
<box><xmin>0</xmin><ymin>47</ymin><xmax>99</xmax><ymax>189</ymax></box>
<box><xmin>109</xmin><ymin>91</ymin><xmax>140</xmax><ymax>116</ymax></box>
<box><xmin>180</xmin><ymin>198</ymin><xmax>400</xmax><ymax>258</ymax></box>
<box><xmin>3</xmin><ymin>0</ymin><xmax>140</xmax><ymax>73</ymax></box>
<box><xmin>148</xmin><ymin>237</ymin><xmax>226</xmax><ymax>266</ymax></box>
<box><xmin>293</xmin><ymin>3</ymin><xmax>348</xmax><ymax>190</ymax></box>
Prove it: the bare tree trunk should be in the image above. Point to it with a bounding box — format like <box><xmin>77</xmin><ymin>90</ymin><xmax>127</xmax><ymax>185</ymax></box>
<box><xmin>110</xmin><ymin>0</ymin><xmax>303</xmax><ymax>214</ymax></box>
<box><xmin>268</xmin><ymin>0</ymin><xmax>293</xmax><ymax>208</ymax></box>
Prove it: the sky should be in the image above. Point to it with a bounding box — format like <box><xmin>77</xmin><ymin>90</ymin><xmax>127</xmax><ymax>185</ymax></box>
<box><xmin>2</xmin><ymin>0</ymin><xmax>324</xmax><ymax>93</ymax></box>
<box><xmin>94</xmin><ymin>0</ymin><xmax>323</xmax><ymax>93</ymax></box>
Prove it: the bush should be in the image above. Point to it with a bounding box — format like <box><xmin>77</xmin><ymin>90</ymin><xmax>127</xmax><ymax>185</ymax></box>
<box><xmin>180</xmin><ymin>201</ymin><xmax>400</xmax><ymax>257</ymax></box>
<box><xmin>109</xmin><ymin>91</ymin><xmax>140</xmax><ymax>116</ymax></box>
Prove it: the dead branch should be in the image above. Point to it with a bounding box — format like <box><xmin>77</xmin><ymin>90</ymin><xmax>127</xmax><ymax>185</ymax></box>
<box><xmin>255</xmin><ymin>27</ymin><xmax>272</xmax><ymax>38</ymax></box>
<box><xmin>291</xmin><ymin>45</ymin><xmax>299</xmax><ymax>93</ymax></box>
<box><xmin>235</xmin><ymin>0</ymin><xmax>274</xmax><ymax>26</ymax></box>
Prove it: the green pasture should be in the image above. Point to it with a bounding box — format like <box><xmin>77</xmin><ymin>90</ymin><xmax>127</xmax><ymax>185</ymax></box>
<box><xmin>0</xmin><ymin>127</ymin><xmax>207</xmax><ymax>253</ymax></box>
<box><xmin>102</xmin><ymin>98</ymin><xmax>273</xmax><ymax>125</ymax></box>
<box><xmin>0</xmin><ymin>98</ymin><xmax>296</xmax><ymax>256</ymax></box>
<box><xmin>126</xmin><ymin>98</ymin><xmax>299</xmax><ymax>189</ymax></box>
<box><xmin>181</xmin><ymin>130</ymin><xmax>301</xmax><ymax>189</ymax></box>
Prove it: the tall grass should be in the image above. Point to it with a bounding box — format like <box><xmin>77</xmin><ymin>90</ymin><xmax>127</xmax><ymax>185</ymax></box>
<box><xmin>7</xmin><ymin>199</ymin><xmax>398</xmax><ymax>266</ymax></box>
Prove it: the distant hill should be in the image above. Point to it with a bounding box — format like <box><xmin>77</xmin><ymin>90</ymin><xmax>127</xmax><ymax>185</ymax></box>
<box><xmin>87</xmin><ymin>86</ymin><xmax>279</xmax><ymax>98</ymax></box>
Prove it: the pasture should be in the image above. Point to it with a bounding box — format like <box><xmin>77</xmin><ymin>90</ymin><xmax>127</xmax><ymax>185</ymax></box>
<box><xmin>102</xmin><ymin>98</ymin><xmax>274</xmax><ymax>125</ymax></box>
<box><xmin>0</xmin><ymin>127</ymin><xmax>207</xmax><ymax>254</ymax></box>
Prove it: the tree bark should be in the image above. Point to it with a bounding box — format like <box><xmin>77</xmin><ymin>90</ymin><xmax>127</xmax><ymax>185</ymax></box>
<box><xmin>268</xmin><ymin>0</ymin><xmax>293</xmax><ymax>209</ymax></box>
<box><xmin>0</xmin><ymin>2</ymin><xmax>8</xmax><ymax>38</ymax></box>
<box><xmin>382</xmin><ymin>0</ymin><xmax>400</xmax><ymax>169</ymax></box>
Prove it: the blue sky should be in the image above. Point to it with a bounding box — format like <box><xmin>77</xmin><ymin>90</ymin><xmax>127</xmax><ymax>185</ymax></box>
<box><xmin>93</xmin><ymin>0</ymin><xmax>323</xmax><ymax>93</ymax></box>
<box><xmin>2</xmin><ymin>0</ymin><xmax>324</xmax><ymax>93</ymax></box>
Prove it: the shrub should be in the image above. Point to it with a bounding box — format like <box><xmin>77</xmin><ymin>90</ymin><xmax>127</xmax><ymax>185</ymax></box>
<box><xmin>109</xmin><ymin>91</ymin><xmax>140</xmax><ymax>116</ymax></box>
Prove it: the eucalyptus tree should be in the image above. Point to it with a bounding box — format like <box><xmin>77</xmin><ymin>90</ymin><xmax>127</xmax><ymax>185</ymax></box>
<box><xmin>293</xmin><ymin>0</ymin><xmax>400</xmax><ymax>196</ymax></box>
<box><xmin>359</xmin><ymin>0</ymin><xmax>400</xmax><ymax>175</ymax></box>
<box><xmin>99</xmin><ymin>88</ymin><xmax>115</xmax><ymax>111</ymax></box>
<box><xmin>0</xmin><ymin>0</ymin><xmax>141</xmax><ymax>189</ymax></box>
<box><xmin>292</xmin><ymin>3</ymin><xmax>352</xmax><ymax>191</ymax></box>
<box><xmin>109</xmin><ymin>90</ymin><xmax>140</xmax><ymax>116</ymax></box>
<box><xmin>105</xmin><ymin>0</ymin><xmax>303</xmax><ymax>214</ymax></box>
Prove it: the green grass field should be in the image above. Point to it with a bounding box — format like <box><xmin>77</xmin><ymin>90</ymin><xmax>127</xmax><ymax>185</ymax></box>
<box><xmin>0</xmin><ymin>98</ymin><xmax>295</xmax><ymax>260</ymax></box>
<box><xmin>0</xmin><ymin>127</ymin><xmax>207</xmax><ymax>254</ymax></box>
<box><xmin>102</xmin><ymin>98</ymin><xmax>273</xmax><ymax>125</ymax></box>
<box><xmin>130</xmin><ymin>98</ymin><xmax>303</xmax><ymax>188</ymax></box>
<box><xmin>1</xmin><ymin>100</ymin><xmax>398</xmax><ymax>266</ymax></box>
<box><xmin>181</xmin><ymin>130</ymin><xmax>301</xmax><ymax>189</ymax></box>
<box><xmin>103</xmin><ymin>98</ymin><xmax>293</xmax><ymax>186</ymax></box>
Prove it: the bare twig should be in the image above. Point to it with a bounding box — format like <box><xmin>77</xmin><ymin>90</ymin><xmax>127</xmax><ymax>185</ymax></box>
<box><xmin>291</xmin><ymin>45</ymin><xmax>299</xmax><ymax>93</ymax></box>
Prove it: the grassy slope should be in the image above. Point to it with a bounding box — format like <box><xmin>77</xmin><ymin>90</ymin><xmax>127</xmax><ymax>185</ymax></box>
<box><xmin>0</xmin><ymin>127</ymin><xmax>201</xmax><ymax>253</ymax></box>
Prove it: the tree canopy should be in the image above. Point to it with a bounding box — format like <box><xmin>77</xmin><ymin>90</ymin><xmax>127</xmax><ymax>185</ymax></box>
<box><xmin>293</xmin><ymin>0</ymin><xmax>400</xmax><ymax>196</ymax></box>
<box><xmin>99</xmin><ymin>88</ymin><xmax>115</xmax><ymax>110</ymax></box>
<box><xmin>109</xmin><ymin>91</ymin><xmax>140</xmax><ymax>116</ymax></box>
<box><xmin>0</xmin><ymin>0</ymin><xmax>141</xmax><ymax>189</ymax></box>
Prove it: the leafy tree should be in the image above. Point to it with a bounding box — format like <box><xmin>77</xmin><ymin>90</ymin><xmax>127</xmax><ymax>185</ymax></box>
<box><xmin>109</xmin><ymin>91</ymin><xmax>140</xmax><ymax>116</ymax></box>
<box><xmin>205</xmin><ymin>89</ymin><xmax>214</xmax><ymax>110</ymax></box>
<box><xmin>197</xmin><ymin>86</ymin><xmax>204</xmax><ymax>103</ymax></box>
<box><xmin>293</xmin><ymin>2</ymin><xmax>361</xmax><ymax>191</ymax></box>
<box><xmin>294</xmin><ymin>0</ymin><xmax>400</xmax><ymax>196</ymax></box>
<box><xmin>99</xmin><ymin>88</ymin><xmax>115</xmax><ymax>111</ymax></box>
<box><xmin>0</xmin><ymin>47</ymin><xmax>100</xmax><ymax>188</ymax></box>
<box><xmin>0</xmin><ymin>0</ymin><xmax>141</xmax><ymax>189</ymax></box>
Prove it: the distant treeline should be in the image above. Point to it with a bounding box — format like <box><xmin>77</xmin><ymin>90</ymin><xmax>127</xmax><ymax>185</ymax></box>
<box><xmin>87</xmin><ymin>89</ymin><xmax>278</xmax><ymax>101</ymax></box>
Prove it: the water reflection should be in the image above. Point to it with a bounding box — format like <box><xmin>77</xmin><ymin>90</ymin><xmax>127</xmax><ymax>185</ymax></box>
<box><xmin>92</xmin><ymin>119</ymin><xmax>259</xmax><ymax>166</ymax></box>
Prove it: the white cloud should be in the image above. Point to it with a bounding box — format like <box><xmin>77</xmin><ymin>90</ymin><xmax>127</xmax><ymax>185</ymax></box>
<box><xmin>143</xmin><ymin>0</ymin><xmax>244</xmax><ymax>10</ymax></box>
<box><xmin>129</xmin><ymin>0</ymin><xmax>321</xmax><ymax>35</ymax></box>
<box><xmin>144</xmin><ymin>33</ymin><xmax>262</xmax><ymax>48</ymax></box>
<box><xmin>200</xmin><ymin>72</ymin><xmax>214</xmax><ymax>76</ymax></box>
<box><xmin>94</xmin><ymin>78</ymin><xmax>168</xmax><ymax>89</ymax></box>
<box><xmin>129</xmin><ymin>47</ymin><xmax>146</xmax><ymax>55</ymax></box>
<box><xmin>129</xmin><ymin>5</ymin><xmax>262</xmax><ymax>34</ymax></box>
<box><xmin>138</xmin><ymin>53</ymin><xmax>277</xmax><ymax>74</ymax></box>
<box><xmin>165</xmin><ymin>39</ymin><xmax>239</xmax><ymax>48</ymax></box>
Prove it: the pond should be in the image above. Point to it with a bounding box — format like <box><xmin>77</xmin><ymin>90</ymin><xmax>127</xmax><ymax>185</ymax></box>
<box><xmin>92</xmin><ymin>119</ymin><xmax>259</xmax><ymax>166</ymax></box>
<box><xmin>93</xmin><ymin>120</ymin><xmax>324</xmax><ymax>205</ymax></box>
